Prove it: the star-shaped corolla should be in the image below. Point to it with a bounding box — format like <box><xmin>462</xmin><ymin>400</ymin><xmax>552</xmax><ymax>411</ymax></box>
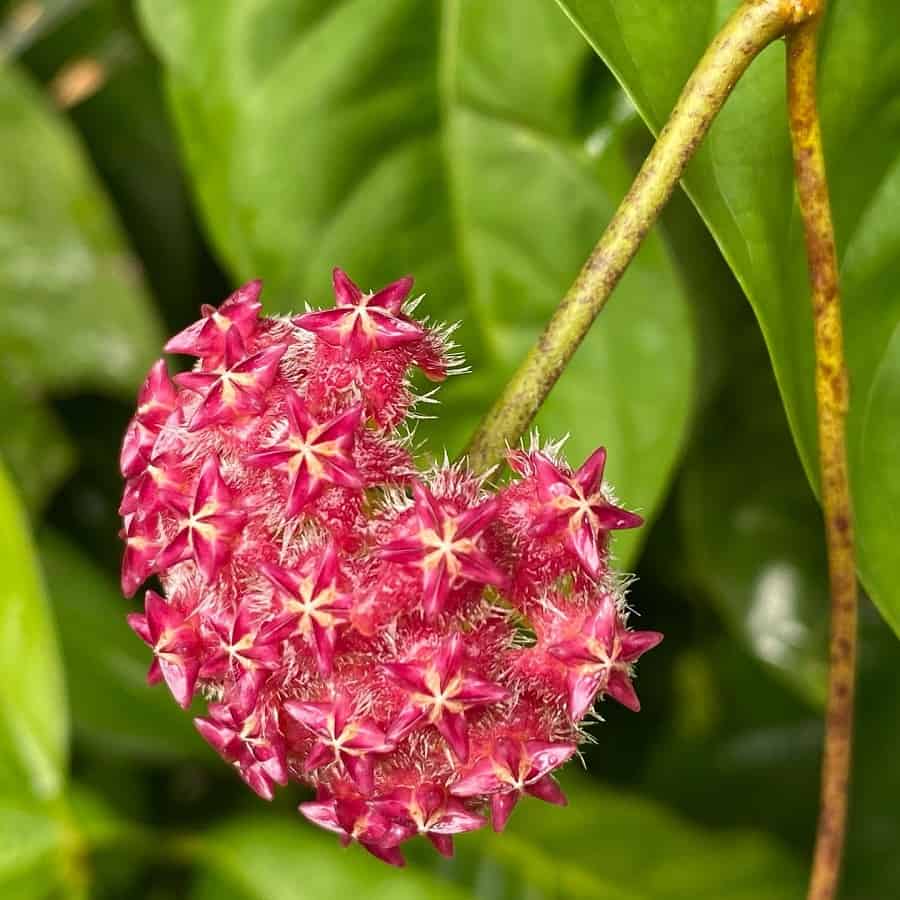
<box><xmin>380</xmin><ymin>783</ymin><xmax>485</xmax><ymax>857</ymax></box>
<box><xmin>294</xmin><ymin>268</ymin><xmax>425</xmax><ymax>360</ymax></box>
<box><xmin>532</xmin><ymin>447</ymin><xmax>643</xmax><ymax>579</ymax></box>
<box><xmin>378</xmin><ymin>481</ymin><xmax>508</xmax><ymax>620</ymax></box>
<box><xmin>246</xmin><ymin>393</ymin><xmax>363</xmax><ymax>517</ymax></box>
<box><xmin>155</xmin><ymin>454</ymin><xmax>247</xmax><ymax>582</ymax></box>
<box><xmin>383</xmin><ymin>634</ymin><xmax>509</xmax><ymax>762</ymax></box>
<box><xmin>547</xmin><ymin>594</ymin><xmax>663</xmax><ymax>718</ymax></box>
<box><xmin>285</xmin><ymin>692</ymin><xmax>392</xmax><ymax>794</ymax></box>
<box><xmin>450</xmin><ymin>737</ymin><xmax>575</xmax><ymax>831</ymax></box>
<box><xmin>299</xmin><ymin>793</ymin><xmax>415</xmax><ymax>867</ymax></box>
<box><xmin>260</xmin><ymin>541</ymin><xmax>352</xmax><ymax>675</ymax></box>
<box><xmin>165</xmin><ymin>280</ymin><xmax>263</xmax><ymax>364</ymax></box>
<box><xmin>194</xmin><ymin>672</ymin><xmax>288</xmax><ymax>800</ymax></box>
<box><xmin>175</xmin><ymin>326</ymin><xmax>286</xmax><ymax>431</ymax></box>
<box><xmin>202</xmin><ymin>605</ymin><xmax>286</xmax><ymax>680</ymax></box>
<box><xmin>127</xmin><ymin>590</ymin><xmax>201</xmax><ymax>708</ymax></box>
<box><xmin>120</xmin><ymin>512</ymin><xmax>165</xmax><ymax>597</ymax></box>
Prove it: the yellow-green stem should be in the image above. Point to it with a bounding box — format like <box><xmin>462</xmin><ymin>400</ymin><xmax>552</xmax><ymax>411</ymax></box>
<box><xmin>786</xmin><ymin>12</ymin><xmax>858</xmax><ymax>900</ymax></box>
<box><xmin>465</xmin><ymin>0</ymin><xmax>813</xmax><ymax>470</ymax></box>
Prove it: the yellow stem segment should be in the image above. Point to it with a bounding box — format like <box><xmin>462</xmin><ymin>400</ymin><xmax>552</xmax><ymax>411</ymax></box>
<box><xmin>786</xmin><ymin>13</ymin><xmax>858</xmax><ymax>900</ymax></box>
<box><xmin>465</xmin><ymin>0</ymin><xmax>813</xmax><ymax>471</ymax></box>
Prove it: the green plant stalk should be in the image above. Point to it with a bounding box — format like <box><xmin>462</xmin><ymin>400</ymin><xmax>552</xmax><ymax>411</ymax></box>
<box><xmin>465</xmin><ymin>0</ymin><xmax>816</xmax><ymax>471</ymax></box>
<box><xmin>786</xmin><ymin>10</ymin><xmax>858</xmax><ymax>900</ymax></box>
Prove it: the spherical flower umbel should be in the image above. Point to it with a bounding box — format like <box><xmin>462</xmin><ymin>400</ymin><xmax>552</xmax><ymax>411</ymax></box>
<box><xmin>118</xmin><ymin>268</ymin><xmax>662</xmax><ymax>865</ymax></box>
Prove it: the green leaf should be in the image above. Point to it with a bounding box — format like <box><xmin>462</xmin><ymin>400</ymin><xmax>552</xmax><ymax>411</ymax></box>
<box><xmin>433</xmin><ymin>776</ymin><xmax>804</xmax><ymax>900</ymax></box>
<box><xmin>187</xmin><ymin>783</ymin><xmax>801</xmax><ymax>900</ymax></box>
<box><xmin>38</xmin><ymin>531</ymin><xmax>211</xmax><ymax>761</ymax></box>
<box><xmin>679</xmin><ymin>305</ymin><xmax>828</xmax><ymax>705</ymax></box>
<box><xmin>0</xmin><ymin>463</ymin><xmax>67</xmax><ymax>800</ymax></box>
<box><xmin>0</xmin><ymin>384</ymin><xmax>75</xmax><ymax>516</ymax></box>
<box><xmin>554</xmin><ymin>0</ymin><xmax>900</xmax><ymax>628</ymax></box>
<box><xmin>0</xmin><ymin>61</ymin><xmax>163</xmax><ymax>398</ymax></box>
<box><xmin>0</xmin><ymin>796</ymin><xmax>67</xmax><ymax>900</ymax></box>
<box><xmin>138</xmin><ymin>0</ymin><xmax>696</xmax><ymax>566</ymax></box>
<box><xmin>644</xmin><ymin>608</ymin><xmax>900</xmax><ymax>900</ymax></box>
<box><xmin>188</xmin><ymin>816</ymin><xmax>473</xmax><ymax>900</ymax></box>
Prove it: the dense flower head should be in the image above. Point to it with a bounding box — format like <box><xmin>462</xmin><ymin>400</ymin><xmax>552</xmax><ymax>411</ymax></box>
<box><xmin>118</xmin><ymin>268</ymin><xmax>662</xmax><ymax>865</ymax></box>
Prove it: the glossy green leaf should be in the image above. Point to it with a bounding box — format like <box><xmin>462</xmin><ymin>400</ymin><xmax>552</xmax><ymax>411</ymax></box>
<box><xmin>189</xmin><ymin>816</ymin><xmax>472</xmax><ymax>900</ymax></box>
<box><xmin>430</xmin><ymin>776</ymin><xmax>804</xmax><ymax>900</ymax></box>
<box><xmin>0</xmin><ymin>797</ymin><xmax>66</xmax><ymax>900</ymax></box>
<box><xmin>645</xmin><ymin>606</ymin><xmax>900</xmax><ymax>900</ymax></box>
<box><xmin>139</xmin><ymin>0</ymin><xmax>696</xmax><ymax>566</ymax></box>
<box><xmin>555</xmin><ymin>0</ymin><xmax>900</xmax><ymax>629</ymax></box>
<box><xmin>0</xmin><ymin>61</ymin><xmax>163</xmax><ymax>397</ymax></box>
<box><xmin>0</xmin><ymin>463</ymin><xmax>67</xmax><ymax>800</ymax></box>
<box><xmin>38</xmin><ymin>531</ymin><xmax>210</xmax><ymax>761</ymax></box>
<box><xmin>0</xmin><ymin>385</ymin><xmax>75</xmax><ymax>516</ymax></box>
<box><xmin>679</xmin><ymin>307</ymin><xmax>828</xmax><ymax>705</ymax></box>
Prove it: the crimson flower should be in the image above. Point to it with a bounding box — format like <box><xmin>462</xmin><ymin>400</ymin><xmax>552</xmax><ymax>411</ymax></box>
<box><xmin>175</xmin><ymin>326</ymin><xmax>286</xmax><ymax>431</ymax></box>
<box><xmin>127</xmin><ymin>590</ymin><xmax>201</xmax><ymax>708</ymax></box>
<box><xmin>384</xmin><ymin>634</ymin><xmax>509</xmax><ymax>762</ymax></box>
<box><xmin>532</xmin><ymin>448</ymin><xmax>643</xmax><ymax>579</ymax></box>
<box><xmin>165</xmin><ymin>280</ymin><xmax>263</xmax><ymax>364</ymax></box>
<box><xmin>451</xmin><ymin>737</ymin><xmax>575</xmax><ymax>831</ymax></box>
<box><xmin>380</xmin><ymin>783</ymin><xmax>485</xmax><ymax>857</ymax></box>
<box><xmin>378</xmin><ymin>481</ymin><xmax>508</xmax><ymax>619</ymax></box>
<box><xmin>119</xmin><ymin>273</ymin><xmax>661</xmax><ymax>862</ymax></box>
<box><xmin>300</xmin><ymin>793</ymin><xmax>414</xmax><ymax>867</ymax></box>
<box><xmin>286</xmin><ymin>692</ymin><xmax>392</xmax><ymax>794</ymax></box>
<box><xmin>120</xmin><ymin>512</ymin><xmax>165</xmax><ymax>597</ymax></box>
<box><xmin>246</xmin><ymin>392</ymin><xmax>363</xmax><ymax>517</ymax></box>
<box><xmin>195</xmin><ymin>672</ymin><xmax>288</xmax><ymax>800</ymax></box>
<box><xmin>155</xmin><ymin>454</ymin><xmax>247</xmax><ymax>582</ymax></box>
<box><xmin>548</xmin><ymin>594</ymin><xmax>663</xmax><ymax>718</ymax></box>
<box><xmin>260</xmin><ymin>541</ymin><xmax>352</xmax><ymax>675</ymax></box>
<box><xmin>202</xmin><ymin>605</ymin><xmax>286</xmax><ymax>679</ymax></box>
<box><xmin>295</xmin><ymin>267</ymin><xmax>424</xmax><ymax>360</ymax></box>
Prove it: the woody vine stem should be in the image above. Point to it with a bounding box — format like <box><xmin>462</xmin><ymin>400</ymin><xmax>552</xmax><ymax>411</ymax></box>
<box><xmin>467</xmin><ymin>2</ymin><xmax>856</xmax><ymax>899</ymax></box>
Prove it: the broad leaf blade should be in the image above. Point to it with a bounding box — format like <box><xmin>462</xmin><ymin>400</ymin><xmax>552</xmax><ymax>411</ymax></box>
<box><xmin>139</xmin><ymin>0</ymin><xmax>696</xmax><ymax>567</ymax></box>
<box><xmin>0</xmin><ymin>463</ymin><xmax>67</xmax><ymax>800</ymax></box>
<box><xmin>439</xmin><ymin>777</ymin><xmax>804</xmax><ymax>900</ymax></box>
<box><xmin>555</xmin><ymin>0</ymin><xmax>900</xmax><ymax>630</ymax></box>
<box><xmin>0</xmin><ymin>61</ymin><xmax>163</xmax><ymax>397</ymax></box>
<box><xmin>189</xmin><ymin>816</ymin><xmax>473</xmax><ymax>900</ymax></box>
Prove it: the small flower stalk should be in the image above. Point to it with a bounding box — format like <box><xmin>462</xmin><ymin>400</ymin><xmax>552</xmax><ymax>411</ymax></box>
<box><xmin>118</xmin><ymin>269</ymin><xmax>661</xmax><ymax>865</ymax></box>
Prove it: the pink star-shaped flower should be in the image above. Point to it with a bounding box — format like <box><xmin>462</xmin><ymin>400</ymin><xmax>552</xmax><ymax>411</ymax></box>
<box><xmin>378</xmin><ymin>482</ymin><xmax>509</xmax><ymax>620</ymax></box>
<box><xmin>201</xmin><ymin>605</ymin><xmax>286</xmax><ymax>680</ymax></box>
<box><xmin>285</xmin><ymin>692</ymin><xmax>392</xmax><ymax>794</ymax></box>
<box><xmin>294</xmin><ymin>268</ymin><xmax>425</xmax><ymax>360</ymax></box>
<box><xmin>119</xmin><ymin>451</ymin><xmax>189</xmax><ymax>518</ymax></box>
<box><xmin>134</xmin><ymin>359</ymin><xmax>178</xmax><ymax>429</ymax></box>
<box><xmin>300</xmin><ymin>793</ymin><xmax>415</xmax><ymax>867</ymax></box>
<box><xmin>175</xmin><ymin>326</ymin><xmax>286</xmax><ymax>431</ymax></box>
<box><xmin>127</xmin><ymin>590</ymin><xmax>201</xmax><ymax>708</ymax></box>
<box><xmin>120</xmin><ymin>418</ymin><xmax>158</xmax><ymax>479</ymax></box>
<box><xmin>383</xmin><ymin>634</ymin><xmax>509</xmax><ymax>762</ymax></box>
<box><xmin>155</xmin><ymin>454</ymin><xmax>247</xmax><ymax>582</ymax></box>
<box><xmin>450</xmin><ymin>737</ymin><xmax>576</xmax><ymax>831</ymax></box>
<box><xmin>380</xmin><ymin>783</ymin><xmax>485</xmax><ymax>857</ymax></box>
<box><xmin>245</xmin><ymin>392</ymin><xmax>363</xmax><ymax>517</ymax></box>
<box><xmin>195</xmin><ymin>671</ymin><xmax>288</xmax><ymax>800</ymax></box>
<box><xmin>165</xmin><ymin>280</ymin><xmax>263</xmax><ymax>365</ymax></box>
<box><xmin>120</xmin><ymin>512</ymin><xmax>165</xmax><ymax>597</ymax></box>
<box><xmin>547</xmin><ymin>594</ymin><xmax>663</xmax><ymax>718</ymax></box>
<box><xmin>260</xmin><ymin>541</ymin><xmax>352</xmax><ymax>675</ymax></box>
<box><xmin>531</xmin><ymin>447</ymin><xmax>643</xmax><ymax>579</ymax></box>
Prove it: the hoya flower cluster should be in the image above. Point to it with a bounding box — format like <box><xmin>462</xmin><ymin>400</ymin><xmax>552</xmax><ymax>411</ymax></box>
<box><xmin>119</xmin><ymin>269</ymin><xmax>662</xmax><ymax>865</ymax></box>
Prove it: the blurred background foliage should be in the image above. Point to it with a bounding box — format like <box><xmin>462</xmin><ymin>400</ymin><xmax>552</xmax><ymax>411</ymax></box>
<box><xmin>0</xmin><ymin>0</ymin><xmax>898</xmax><ymax>898</ymax></box>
